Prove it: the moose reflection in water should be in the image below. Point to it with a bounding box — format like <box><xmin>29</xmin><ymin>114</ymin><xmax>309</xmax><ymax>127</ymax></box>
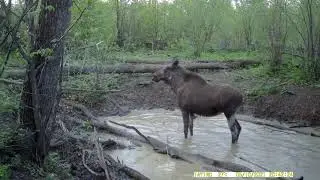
<box><xmin>152</xmin><ymin>60</ymin><xmax>243</xmax><ymax>143</ymax></box>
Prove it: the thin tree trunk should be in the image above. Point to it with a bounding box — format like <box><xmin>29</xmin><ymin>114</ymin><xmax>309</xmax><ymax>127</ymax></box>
<box><xmin>20</xmin><ymin>0</ymin><xmax>72</xmax><ymax>164</ymax></box>
<box><xmin>116</xmin><ymin>0</ymin><xmax>124</xmax><ymax>48</ymax></box>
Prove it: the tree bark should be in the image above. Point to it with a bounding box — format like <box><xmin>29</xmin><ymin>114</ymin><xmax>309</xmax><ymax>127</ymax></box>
<box><xmin>20</xmin><ymin>0</ymin><xmax>72</xmax><ymax>164</ymax></box>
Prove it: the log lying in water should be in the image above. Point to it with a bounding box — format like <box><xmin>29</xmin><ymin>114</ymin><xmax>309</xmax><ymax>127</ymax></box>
<box><xmin>3</xmin><ymin>60</ymin><xmax>260</xmax><ymax>79</ymax></box>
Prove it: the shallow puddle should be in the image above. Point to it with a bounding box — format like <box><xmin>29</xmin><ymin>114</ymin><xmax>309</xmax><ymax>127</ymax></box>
<box><xmin>101</xmin><ymin>109</ymin><xmax>320</xmax><ymax>180</ymax></box>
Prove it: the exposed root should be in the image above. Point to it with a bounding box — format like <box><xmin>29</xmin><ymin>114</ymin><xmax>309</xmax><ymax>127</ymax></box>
<box><xmin>82</xmin><ymin>149</ymin><xmax>104</xmax><ymax>177</ymax></box>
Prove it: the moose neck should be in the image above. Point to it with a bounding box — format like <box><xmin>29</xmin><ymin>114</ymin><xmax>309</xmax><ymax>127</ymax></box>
<box><xmin>167</xmin><ymin>72</ymin><xmax>185</xmax><ymax>94</ymax></box>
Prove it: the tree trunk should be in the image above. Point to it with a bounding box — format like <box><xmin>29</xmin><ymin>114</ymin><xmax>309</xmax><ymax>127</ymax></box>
<box><xmin>20</xmin><ymin>0</ymin><xmax>72</xmax><ymax>164</ymax></box>
<box><xmin>115</xmin><ymin>0</ymin><xmax>124</xmax><ymax>48</ymax></box>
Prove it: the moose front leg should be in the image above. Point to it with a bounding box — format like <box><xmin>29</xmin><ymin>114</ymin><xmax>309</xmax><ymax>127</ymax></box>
<box><xmin>182</xmin><ymin>111</ymin><xmax>190</xmax><ymax>139</ymax></box>
<box><xmin>189</xmin><ymin>113</ymin><xmax>196</xmax><ymax>136</ymax></box>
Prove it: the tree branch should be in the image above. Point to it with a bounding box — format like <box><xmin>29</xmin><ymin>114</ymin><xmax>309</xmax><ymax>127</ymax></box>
<box><xmin>109</xmin><ymin>120</ymin><xmax>157</xmax><ymax>150</ymax></box>
<box><xmin>51</xmin><ymin>5</ymin><xmax>88</xmax><ymax>45</ymax></box>
<box><xmin>82</xmin><ymin>149</ymin><xmax>105</xmax><ymax>177</ymax></box>
<box><xmin>0</xmin><ymin>0</ymin><xmax>38</xmax><ymax>48</ymax></box>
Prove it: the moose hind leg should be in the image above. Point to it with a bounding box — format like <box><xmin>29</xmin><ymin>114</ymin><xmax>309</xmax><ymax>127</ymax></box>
<box><xmin>226</xmin><ymin>114</ymin><xmax>242</xmax><ymax>143</ymax></box>
<box><xmin>182</xmin><ymin>111</ymin><xmax>190</xmax><ymax>139</ymax></box>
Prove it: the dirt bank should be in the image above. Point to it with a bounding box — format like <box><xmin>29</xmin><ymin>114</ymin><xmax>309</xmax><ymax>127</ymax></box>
<box><xmin>253</xmin><ymin>88</ymin><xmax>320</xmax><ymax>126</ymax></box>
<box><xmin>65</xmin><ymin>70</ymin><xmax>320</xmax><ymax>127</ymax></box>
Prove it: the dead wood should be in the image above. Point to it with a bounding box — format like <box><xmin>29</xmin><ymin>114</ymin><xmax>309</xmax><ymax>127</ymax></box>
<box><xmin>3</xmin><ymin>60</ymin><xmax>260</xmax><ymax>79</ymax></box>
<box><xmin>62</xmin><ymin>88</ymin><xmax>121</xmax><ymax>93</ymax></box>
<box><xmin>125</xmin><ymin>59</ymin><xmax>259</xmax><ymax>65</ymax></box>
<box><xmin>82</xmin><ymin>149</ymin><xmax>104</xmax><ymax>177</ymax></box>
<box><xmin>65</xmin><ymin>60</ymin><xmax>259</xmax><ymax>75</ymax></box>
<box><xmin>93</xmin><ymin>127</ymin><xmax>111</xmax><ymax>180</ymax></box>
<box><xmin>237</xmin><ymin>117</ymin><xmax>320</xmax><ymax>137</ymax></box>
<box><xmin>109</xmin><ymin>120</ymin><xmax>157</xmax><ymax>150</ymax></box>
<box><xmin>0</xmin><ymin>78</ymin><xmax>23</xmax><ymax>85</ymax></box>
<box><xmin>53</xmin><ymin>111</ymin><xmax>150</xmax><ymax>180</ymax></box>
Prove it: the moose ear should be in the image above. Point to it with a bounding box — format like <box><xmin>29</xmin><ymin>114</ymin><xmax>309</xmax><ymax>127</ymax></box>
<box><xmin>172</xmin><ymin>60</ymin><xmax>179</xmax><ymax>67</ymax></box>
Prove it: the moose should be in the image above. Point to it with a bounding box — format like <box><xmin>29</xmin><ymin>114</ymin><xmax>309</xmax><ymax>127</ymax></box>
<box><xmin>152</xmin><ymin>60</ymin><xmax>243</xmax><ymax>143</ymax></box>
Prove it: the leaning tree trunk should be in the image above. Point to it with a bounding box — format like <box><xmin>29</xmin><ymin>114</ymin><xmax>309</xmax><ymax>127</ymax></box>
<box><xmin>19</xmin><ymin>0</ymin><xmax>72</xmax><ymax>164</ymax></box>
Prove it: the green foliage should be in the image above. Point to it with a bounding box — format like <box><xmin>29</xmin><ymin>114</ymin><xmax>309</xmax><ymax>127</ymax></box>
<box><xmin>0</xmin><ymin>86</ymin><xmax>20</xmax><ymax>113</ymax></box>
<box><xmin>69</xmin><ymin>0</ymin><xmax>115</xmax><ymax>48</ymax></box>
<box><xmin>30</xmin><ymin>48</ymin><xmax>53</xmax><ymax>58</ymax></box>
<box><xmin>43</xmin><ymin>152</ymin><xmax>72</xmax><ymax>180</ymax></box>
<box><xmin>235</xmin><ymin>55</ymin><xmax>310</xmax><ymax>99</ymax></box>
<box><xmin>0</xmin><ymin>128</ymin><xmax>15</xmax><ymax>152</ymax></box>
<box><xmin>83</xmin><ymin>120</ymin><xmax>93</xmax><ymax>131</ymax></box>
<box><xmin>0</xmin><ymin>165</ymin><xmax>11</xmax><ymax>180</ymax></box>
<box><xmin>45</xmin><ymin>5</ymin><xmax>55</xmax><ymax>12</ymax></box>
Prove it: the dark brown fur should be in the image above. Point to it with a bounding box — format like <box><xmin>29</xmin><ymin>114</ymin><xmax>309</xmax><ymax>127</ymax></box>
<box><xmin>152</xmin><ymin>60</ymin><xmax>243</xmax><ymax>143</ymax></box>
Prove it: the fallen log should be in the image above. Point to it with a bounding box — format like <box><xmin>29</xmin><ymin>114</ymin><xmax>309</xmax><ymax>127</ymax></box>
<box><xmin>3</xmin><ymin>60</ymin><xmax>261</xmax><ymax>79</ymax></box>
<box><xmin>237</xmin><ymin>115</ymin><xmax>320</xmax><ymax>137</ymax></box>
<box><xmin>65</xmin><ymin>60</ymin><xmax>260</xmax><ymax>75</ymax></box>
<box><xmin>125</xmin><ymin>59</ymin><xmax>259</xmax><ymax>65</ymax></box>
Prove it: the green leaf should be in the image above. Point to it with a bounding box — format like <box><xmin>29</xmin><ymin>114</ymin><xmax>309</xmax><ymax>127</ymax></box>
<box><xmin>45</xmin><ymin>5</ymin><xmax>55</xmax><ymax>12</ymax></box>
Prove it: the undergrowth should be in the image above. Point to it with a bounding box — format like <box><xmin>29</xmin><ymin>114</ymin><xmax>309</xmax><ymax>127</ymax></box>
<box><xmin>0</xmin><ymin>86</ymin><xmax>20</xmax><ymax>113</ymax></box>
<box><xmin>62</xmin><ymin>73</ymin><xmax>123</xmax><ymax>106</ymax></box>
<box><xmin>0</xmin><ymin>84</ymin><xmax>73</xmax><ymax>179</ymax></box>
<box><xmin>234</xmin><ymin>55</ymin><xmax>318</xmax><ymax>99</ymax></box>
<box><xmin>0</xmin><ymin>164</ymin><xmax>11</xmax><ymax>180</ymax></box>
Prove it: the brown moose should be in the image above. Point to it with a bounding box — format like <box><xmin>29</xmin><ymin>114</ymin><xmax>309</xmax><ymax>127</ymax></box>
<box><xmin>152</xmin><ymin>60</ymin><xmax>243</xmax><ymax>143</ymax></box>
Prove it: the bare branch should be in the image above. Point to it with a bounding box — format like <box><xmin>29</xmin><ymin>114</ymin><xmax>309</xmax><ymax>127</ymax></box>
<box><xmin>15</xmin><ymin>40</ymin><xmax>32</xmax><ymax>64</ymax></box>
<box><xmin>109</xmin><ymin>120</ymin><xmax>157</xmax><ymax>150</ymax></box>
<box><xmin>93</xmin><ymin>128</ymin><xmax>111</xmax><ymax>180</ymax></box>
<box><xmin>51</xmin><ymin>5</ymin><xmax>88</xmax><ymax>45</ymax></box>
<box><xmin>0</xmin><ymin>78</ymin><xmax>23</xmax><ymax>85</ymax></box>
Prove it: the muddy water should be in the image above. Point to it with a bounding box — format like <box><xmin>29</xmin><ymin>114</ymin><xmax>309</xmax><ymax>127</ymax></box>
<box><xmin>101</xmin><ymin>109</ymin><xmax>320</xmax><ymax>180</ymax></box>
